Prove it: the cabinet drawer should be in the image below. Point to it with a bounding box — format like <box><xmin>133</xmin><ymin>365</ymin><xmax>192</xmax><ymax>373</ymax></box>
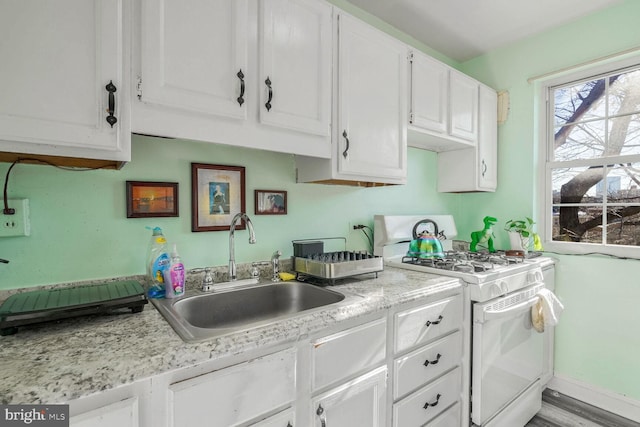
<box><xmin>311</xmin><ymin>318</ymin><xmax>386</xmax><ymax>391</ymax></box>
<box><xmin>249</xmin><ymin>408</ymin><xmax>294</xmax><ymax>427</ymax></box>
<box><xmin>392</xmin><ymin>367</ymin><xmax>461</xmax><ymax>427</ymax></box>
<box><xmin>393</xmin><ymin>331</ymin><xmax>462</xmax><ymax>399</ymax></box>
<box><xmin>169</xmin><ymin>348</ymin><xmax>295</xmax><ymax>427</ymax></box>
<box><xmin>394</xmin><ymin>293</ymin><xmax>462</xmax><ymax>353</ymax></box>
<box><xmin>427</xmin><ymin>401</ymin><xmax>461</xmax><ymax>427</ymax></box>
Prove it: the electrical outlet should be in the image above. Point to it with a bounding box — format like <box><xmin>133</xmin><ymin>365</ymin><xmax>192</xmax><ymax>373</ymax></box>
<box><xmin>0</xmin><ymin>199</ymin><xmax>30</xmax><ymax>237</ymax></box>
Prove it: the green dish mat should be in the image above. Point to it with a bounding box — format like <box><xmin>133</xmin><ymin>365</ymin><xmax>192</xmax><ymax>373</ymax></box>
<box><xmin>0</xmin><ymin>280</ymin><xmax>145</xmax><ymax>315</ymax></box>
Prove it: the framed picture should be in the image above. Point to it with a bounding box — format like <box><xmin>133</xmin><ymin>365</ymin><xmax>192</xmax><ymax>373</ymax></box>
<box><xmin>191</xmin><ymin>163</ymin><xmax>246</xmax><ymax>232</ymax></box>
<box><xmin>126</xmin><ymin>181</ymin><xmax>178</xmax><ymax>218</ymax></box>
<box><xmin>255</xmin><ymin>190</ymin><xmax>287</xmax><ymax>215</ymax></box>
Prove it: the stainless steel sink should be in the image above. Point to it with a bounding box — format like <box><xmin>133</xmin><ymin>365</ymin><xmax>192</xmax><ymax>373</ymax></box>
<box><xmin>152</xmin><ymin>281</ymin><xmax>358</xmax><ymax>342</ymax></box>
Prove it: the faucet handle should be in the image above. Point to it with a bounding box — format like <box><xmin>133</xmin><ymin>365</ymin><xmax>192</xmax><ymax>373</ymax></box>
<box><xmin>271</xmin><ymin>250</ymin><xmax>282</xmax><ymax>282</ymax></box>
<box><xmin>202</xmin><ymin>268</ymin><xmax>215</xmax><ymax>291</ymax></box>
<box><xmin>250</xmin><ymin>263</ymin><xmax>260</xmax><ymax>279</ymax></box>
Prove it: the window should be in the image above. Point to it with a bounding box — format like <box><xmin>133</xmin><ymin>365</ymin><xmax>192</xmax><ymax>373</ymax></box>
<box><xmin>541</xmin><ymin>58</ymin><xmax>640</xmax><ymax>257</ymax></box>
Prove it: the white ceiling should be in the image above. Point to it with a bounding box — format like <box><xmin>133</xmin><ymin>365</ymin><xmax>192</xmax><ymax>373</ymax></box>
<box><xmin>346</xmin><ymin>0</ymin><xmax>623</xmax><ymax>62</ymax></box>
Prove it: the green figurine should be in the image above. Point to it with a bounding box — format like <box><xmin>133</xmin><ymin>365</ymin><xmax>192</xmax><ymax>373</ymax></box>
<box><xmin>470</xmin><ymin>216</ymin><xmax>497</xmax><ymax>253</ymax></box>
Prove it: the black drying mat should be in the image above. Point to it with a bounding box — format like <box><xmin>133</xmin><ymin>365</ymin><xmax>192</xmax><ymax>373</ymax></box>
<box><xmin>0</xmin><ymin>280</ymin><xmax>147</xmax><ymax>335</ymax></box>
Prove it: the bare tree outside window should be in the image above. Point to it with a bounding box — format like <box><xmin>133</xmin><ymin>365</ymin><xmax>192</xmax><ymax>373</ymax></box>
<box><xmin>550</xmin><ymin>67</ymin><xmax>640</xmax><ymax>247</ymax></box>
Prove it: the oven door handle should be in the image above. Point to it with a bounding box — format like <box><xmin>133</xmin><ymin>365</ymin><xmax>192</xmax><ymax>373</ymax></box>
<box><xmin>477</xmin><ymin>295</ymin><xmax>539</xmax><ymax>323</ymax></box>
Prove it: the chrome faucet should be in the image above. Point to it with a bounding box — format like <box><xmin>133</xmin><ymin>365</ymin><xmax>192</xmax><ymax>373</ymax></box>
<box><xmin>229</xmin><ymin>213</ymin><xmax>256</xmax><ymax>281</ymax></box>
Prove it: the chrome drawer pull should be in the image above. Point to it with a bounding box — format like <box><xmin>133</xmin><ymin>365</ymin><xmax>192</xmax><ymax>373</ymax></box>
<box><xmin>423</xmin><ymin>353</ymin><xmax>441</xmax><ymax>366</ymax></box>
<box><xmin>425</xmin><ymin>315</ymin><xmax>443</xmax><ymax>326</ymax></box>
<box><xmin>423</xmin><ymin>393</ymin><xmax>441</xmax><ymax>410</ymax></box>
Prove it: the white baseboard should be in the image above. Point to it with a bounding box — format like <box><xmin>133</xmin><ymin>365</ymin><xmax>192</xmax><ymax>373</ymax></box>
<box><xmin>547</xmin><ymin>374</ymin><xmax>640</xmax><ymax>423</ymax></box>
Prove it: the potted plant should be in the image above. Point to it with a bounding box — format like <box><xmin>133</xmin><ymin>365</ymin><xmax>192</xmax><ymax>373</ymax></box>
<box><xmin>504</xmin><ymin>217</ymin><xmax>540</xmax><ymax>252</ymax></box>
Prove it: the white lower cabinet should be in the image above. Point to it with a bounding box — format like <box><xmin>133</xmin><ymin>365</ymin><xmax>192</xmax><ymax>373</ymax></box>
<box><xmin>426</xmin><ymin>401</ymin><xmax>461</xmax><ymax>427</ymax></box>
<box><xmin>311</xmin><ymin>317</ymin><xmax>387</xmax><ymax>391</ymax></box>
<box><xmin>308</xmin><ymin>317</ymin><xmax>388</xmax><ymax>426</ymax></box>
<box><xmin>168</xmin><ymin>348</ymin><xmax>296</xmax><ymax>427</ymax></box>
<box><xmin>393</xmin><ymin>331</ymin><xmax>462</xmax><ymax>400</ymax></box>
<box><xmin>391</xmin><ymin>289</ymin><xmax>465</xmax><ymax>427</ymax></box>
<box><xmin>249</xmin><ymin>408</ymin><xmax>294</xmax><ymax>427</ymax></box>
<box><xmin>69</xmin><ymin>286</ymin><xmax>466</xmax><ymax>427</ymax></box>
<box><xmin>70</xmin><ymin>397</ymin><xmax>139</xmax><ymax>427</ymax></box>
<box><xmin>311</xmin><ymin>367</ymin><xmax>387</xmax><ymax>427</ymax></box>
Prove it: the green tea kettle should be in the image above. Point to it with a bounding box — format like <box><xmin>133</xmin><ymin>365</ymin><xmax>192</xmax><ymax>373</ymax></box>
<box><xmin>407</xmin><ymin>219</ymin><xmax>445</xmax><ymax>259</ymax></box>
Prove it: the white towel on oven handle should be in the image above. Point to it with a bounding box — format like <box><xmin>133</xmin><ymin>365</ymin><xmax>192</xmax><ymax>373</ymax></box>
<box><xmin>532</xmin><ymin>288</ymin><xmax>564</xmax><ymax>332</ymax></box>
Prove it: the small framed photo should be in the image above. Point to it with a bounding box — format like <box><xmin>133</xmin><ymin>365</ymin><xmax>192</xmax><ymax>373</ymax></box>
<box><xmin>126</xmin><ymin>181</ymin><xmax>179</xmax><ymax>218</ymax></box>
<box><xmin>255</xmin><ymin>190</ymin><xmax>287</xmax><ymax>215</ymax></box>
<box><xmin>191</xmin><ymin>163</ymin><xmax>246</xmax><ymax>232</ymax></box>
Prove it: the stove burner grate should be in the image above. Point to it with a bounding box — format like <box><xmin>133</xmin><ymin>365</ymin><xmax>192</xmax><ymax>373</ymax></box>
<box><xmin>401</xmin><ymin>250</ymin><xmax>532</xmax><ymax>274</ymax></box>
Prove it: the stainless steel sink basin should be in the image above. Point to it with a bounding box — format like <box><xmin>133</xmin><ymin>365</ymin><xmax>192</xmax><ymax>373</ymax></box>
<box><xmin>152</xmin><ymin>281</ymin><xmax>358</xmax><ymax>342</ymax></box>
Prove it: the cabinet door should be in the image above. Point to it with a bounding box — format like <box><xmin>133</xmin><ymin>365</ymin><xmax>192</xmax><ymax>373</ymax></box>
<box><xmin>140</xmin><ymin>0</ymin><xmax>248</xmax><ymax>119</ymax></box>
<box><xmin>0</xmin><ymin>0</ymin><xmax>130</xmax><ymax>162</ymax></box>
<box><xmin>336</xmin><ymin>13</ymin><xmax>407</xmax><ymax>182</ymax></box>
<box><xmin>70</xmin><ymin>397</ymin><xmax>138</xmax><ymax>427</ymax></box>
<box><xmin>449</xmin><ymin>70</ymin><xmax>478</xmax><ymax>143</ymax></box>
<box><xmin>410</xmin><ymin>52</ymin><xmax>448</xmax><ymax>134</ymax></box>
<box><xmin>311</xmin><ymin>367</ymin><xmax>387</xmax><ymax>427</ymax></box>
<box><xmin>169</xmin><ymin>349</ymin><xmax>296</xmax><ymax>427</ymax></box>
<box><xmin>478</xmin><ymin>85</ymin><xmax>497</xmax><ymax>190</ymax></box>
<box><xmin>260</xmin><ymin>0</ymin><xmax>331</xmax><ymax>136</ymax></box>
<box><xmin>249</xmin><ymin>408</ymin><xmax>294</xmax><ymax>427</ymax></box>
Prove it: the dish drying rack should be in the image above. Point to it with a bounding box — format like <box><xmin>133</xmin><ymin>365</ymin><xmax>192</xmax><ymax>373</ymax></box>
<box><xmin>292</xmin><ymin>237</ymin><xmax>383</xmax><ymax>284</ymax></box>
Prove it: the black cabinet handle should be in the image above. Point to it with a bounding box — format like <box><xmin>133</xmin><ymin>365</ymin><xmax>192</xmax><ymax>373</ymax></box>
<box><xmin>105</xmin><ymin>80</ymin><xmax>117</xmax><ymax>127</ymax></box>
<box><xmin>265</xmin><ymin>77</ymin><xmax>273</xmax><ymax>111</ymax></box>
<box><xmin>423</xmin><ymin>353</ymin><xmax>441</xmax><ymax>366</ymax></box>
<box><xmin>423</xmin><ymin>393</ymin><xmax>442</xmax><ymax>410</ymax></box>
<box><xmin>237</xmin><ymin>69</ymin><xmax>245</xmax><ymax>106</ymax></box>
<box><xmin>342</xmin><ymin>130</ymin><xmax>350</xmax><ymax>158</ymax></box>
<box><xmin>425</xmin><ymin>315</ymin><xmax>443</xmax><ymax>327</ymax></box>
<box><xmin>286</xmin><ymin>423</ymin><xmax>292</xmax><ymax>427</ymax></box>
<box><xmin>316</xmin><ymin>404</ymin><xmax>326</xmax><ymax>427</ymax></box>
<box><xmin>482</xmin><ymin>159</ymin><xmax>487</xmax><ymax>177</ymax></box>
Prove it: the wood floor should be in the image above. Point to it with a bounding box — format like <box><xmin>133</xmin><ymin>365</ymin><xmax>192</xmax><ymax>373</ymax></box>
<box><xmin>526</xmin><ymin>389</ymin><xmax>640</xmax><ymax>427</ymax></box>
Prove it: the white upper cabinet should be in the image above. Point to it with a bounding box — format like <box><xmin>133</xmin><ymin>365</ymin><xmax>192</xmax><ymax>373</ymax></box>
<box><xmin>134</xmin><ymin>0</ymin><xmax>332</xmax><ymax>158</ymax></box>
<box><xmin>296</xmin><ymin>10</ymin><xmax>408</xmax><ymax>186</ymax></box>
<box><xmin>449</xmin><ymin>70</ymin><xmax>479</xmax><ymax>142</ymax></box>
<box><xmin>477</xmin><ymin>85</ymin><xmax>498</xmax><ymax>190</ymax></box>
<box><xmin>0</xmin><ymin>0</ymin><xmax>131</xmax><ymax>166</ymax></box>
<box><xmin>437</xmin><ymin>84</ymin><xmax>497</xmax><ymax>192</ymax></box>
<box><xmin>408</xmin><ymin>50</ymin><xmax>478</xmax><ymax>152</ymax></box>
<box><xmin>409</xmin><ymin>52</ymin><xmax>448</xmax><ymax>134</ymax></box>
<box><xmin>140</xmin><ymin>0</ymin><xmax>248</xmax><ymax>120</ymax></box>
<box><xmin>260</xmin><ymin>0</ymin><xmax>332</xmax><ymax>136</ymax></box>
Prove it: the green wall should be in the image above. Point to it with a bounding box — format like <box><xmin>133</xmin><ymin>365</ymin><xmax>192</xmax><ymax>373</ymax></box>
<box><xmin>460</xmin><ymin>0</ymin><xmax>640</xmax><ymax>402</ymax></box>
<box><xmin>0</xmin><ymin>137</ymin><xmax>456</xmax><ymax>288</ymax></box>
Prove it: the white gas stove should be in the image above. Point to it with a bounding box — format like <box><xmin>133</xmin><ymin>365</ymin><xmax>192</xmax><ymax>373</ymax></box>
<box><xmin>374</xmin><ymin>215</ymin><xmax>556</xmax><ymax>427</ymax></box>
<box><xmin>374</xmin><ymin>214</ymin><xmax>553</xmax><ymax>302</ymax></box>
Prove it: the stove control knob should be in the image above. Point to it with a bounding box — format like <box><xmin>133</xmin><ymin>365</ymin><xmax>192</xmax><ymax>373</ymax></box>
<box><xmin>527</xmin><ymin>269</ymin><xmax>543</xmax><ymax>284</ymax></box>
<box><xmin>490</xmin><ymin>281</ymin><xmax>508</xmax><ymax>297</ymax></box>
<box><xmin>499</xmin><ymin>281</ymin><xmax>509</xmax><ymax>295</ymax></box>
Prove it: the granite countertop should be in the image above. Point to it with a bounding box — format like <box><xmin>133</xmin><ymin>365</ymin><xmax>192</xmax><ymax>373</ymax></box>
<box><xmin>0</xmin><ymin>267</ymin><xmax>460</xmax><ymax>405</ymax></box>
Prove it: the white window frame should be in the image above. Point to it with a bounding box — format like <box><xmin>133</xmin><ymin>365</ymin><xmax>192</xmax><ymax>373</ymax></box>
<box><xmin>536</xmin><ymin>53</ymin><xmax>640</xmax><ymax>259</ymax></box>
